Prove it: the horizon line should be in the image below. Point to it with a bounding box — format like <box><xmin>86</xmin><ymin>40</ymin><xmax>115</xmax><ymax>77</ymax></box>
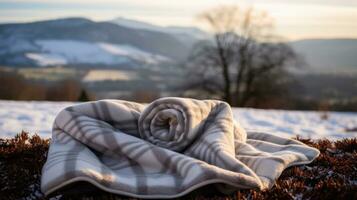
<box><xmin>1</xmin><ymin>16</ymin><xmax>357</xmax><ymax>41</ymax></box>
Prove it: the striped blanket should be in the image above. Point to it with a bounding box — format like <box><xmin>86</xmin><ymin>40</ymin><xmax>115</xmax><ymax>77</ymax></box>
<box><xmin>41</xmin><ymin>97</ymin><xmax>319</xmax><ymax>198</ymax></box>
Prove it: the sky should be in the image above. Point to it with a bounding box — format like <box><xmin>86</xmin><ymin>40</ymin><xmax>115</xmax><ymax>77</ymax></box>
<box><xmin>1</xmin><ymin>0</ymin><xmax>357</xmax><ymax>40</ymax></box>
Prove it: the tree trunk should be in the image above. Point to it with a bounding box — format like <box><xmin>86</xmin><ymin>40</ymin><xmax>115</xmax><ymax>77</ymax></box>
<box><xmin>235</xmin><ymin>44</ymin><xmax>249</xmax><ymax>106</ymax></box>
<box><xmin>215</xmin><ymin>35</ymin><xmax>231</xmax><ymax>104</ymax></box>
<box><xmin>240</xmin><ymin>69</ymin><xmax>255</xmax><ymax>106</ymax></box>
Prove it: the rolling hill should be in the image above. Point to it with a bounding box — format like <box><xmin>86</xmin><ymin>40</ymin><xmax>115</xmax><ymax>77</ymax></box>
<box><xmin>289</xmin><ymin>39</ymin><xmax>357</xmax><ymax>73</ymax></box>
<box><xmin>0</xmin><ymin>17</ymin><xmax>192</xmax><ymax>67</ymax></box>
<box><xmin>110</xmin><ymin>17</ymin><xmax>209</xmax><ymax>48</ymax></box>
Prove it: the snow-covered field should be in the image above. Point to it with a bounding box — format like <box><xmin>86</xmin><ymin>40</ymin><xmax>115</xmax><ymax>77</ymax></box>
<box><xmin>0</xmin><ymin>100</ymin><xmax>356</xmax><ymax>140</ymax></box>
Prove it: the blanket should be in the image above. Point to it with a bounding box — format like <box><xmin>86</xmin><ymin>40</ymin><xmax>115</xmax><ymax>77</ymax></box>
<box><xmin>41</xmin><ymin>97</ymin><xmax>319</xmax><ymax>198</ymax></box>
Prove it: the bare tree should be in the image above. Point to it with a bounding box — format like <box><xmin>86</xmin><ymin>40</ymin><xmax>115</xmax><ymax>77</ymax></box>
<box><xmin>183</xmin><ymin>6</ymin><xmax>298</xmax><ymax>106</ymax></box>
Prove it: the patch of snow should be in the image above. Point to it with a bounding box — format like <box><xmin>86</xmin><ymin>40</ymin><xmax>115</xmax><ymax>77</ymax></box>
<box><xmin>293</xmin><ymin>193</ymin><xmax>303</xmax><ymax>200</ymax></box>
<box><xmin>98</xmin><ymin>42</ymin><xmax>170</xmax><ymax>64</ymax></box>
<box><xmin>233</xmin><ymin>108</ymin><xmax>357</xmax><ymax>140</ymax></box>
<box><xmin>25</xmin><ymin>53</ymin><xmax>67</xmax><ymax>66</ymax></box>
<box><xmin>0</xmin><ymin>101</ymin><xmax>72</xmax><ymax>138</ymax></box>
<box><xmin>35</xmin><ymin>40</ymin><xmax>129</xmax><ymax>65</ymax></box>
<box><xmin>23</xmin><ymin>40</ymin><xmax>169</xmax><ymax>66</ymax></box>
<box><xmin>0</xmin><ymin>100</ymin><xmax>356</xmax><ymax>140</ymax></box>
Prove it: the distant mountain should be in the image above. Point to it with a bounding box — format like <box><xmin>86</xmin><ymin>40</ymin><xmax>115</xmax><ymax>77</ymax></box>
<box><xmin>289</xmin><ymin>39</ymin><xmax>357</xmax><ymax>73</ymax></box>
<box><xmin>1</xmin><ymin>17</ymin><xmax>356</xmax><ymax>73</ymax></box>
<box><xmin>0</xmin><ymin>17</ymin><xmax>190</xmax><ymax>67</ymax></box>
<box><xmin>110</xmin><ymin>17</ymin><xmax>210</xmax><ymax>48</ymax></box>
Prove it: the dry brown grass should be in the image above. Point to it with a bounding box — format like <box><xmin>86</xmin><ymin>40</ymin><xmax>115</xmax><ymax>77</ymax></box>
<box><xmin>0</xmin><ymin>132</ymin><xmax>356</xmax><ymax>200</ymax></box>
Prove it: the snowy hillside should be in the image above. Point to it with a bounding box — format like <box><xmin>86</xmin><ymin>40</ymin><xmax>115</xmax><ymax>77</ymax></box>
<box><xmin>24</xmin><ymin>40</ymin><xmax>170</xmax><ymax>66</ymax></box>
<box><xmin>0</xmin><ymin>17</ymin><xmax>189</xmax><ymax>66</ymax></box>
<box><xmin>2</xmin><ymin>17</ymin><xmax>357</xmax><ymax>73</ymax></box>
<box><xmin>0</xmin><ymin>100</ymin><xmax>356</xmax><ymax>140</ymax></box>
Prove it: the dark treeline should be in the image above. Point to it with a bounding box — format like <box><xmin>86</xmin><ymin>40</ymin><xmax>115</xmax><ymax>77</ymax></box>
<box><xmin>0</xmin><ymin>70</ymin><xmax>92</xmax><ymax>102</ymax></box>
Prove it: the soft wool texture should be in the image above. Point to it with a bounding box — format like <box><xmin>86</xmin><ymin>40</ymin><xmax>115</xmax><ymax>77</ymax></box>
<box><xmin>41</xmin><ymin>97</ymin><xmax>319</xmax><ymax>198</ymax></box>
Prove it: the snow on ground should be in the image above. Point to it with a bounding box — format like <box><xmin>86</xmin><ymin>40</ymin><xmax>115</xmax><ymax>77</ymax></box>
<box><xmin>25</xmin><ymin>52</ymin><xmax>67</xmax><ymax>66</ymax></box>
<box><xmin>0</xmin><ymin>100</ymin><xmax>356</xmax><ymax>139</ymax></box>
<box><xmin>25</xmin><ymin>40</ymin><xmax>169</xmax><ymax>66</ymax></box>
<box><xmin>233</xmin><ymin>108</ymin><xmax>357</xmax><ymax>139</ymax></box>
<box><xmin>0</xmin><ymin>101</ymin><xmax>72</xmax><ymax>138</ymax></box>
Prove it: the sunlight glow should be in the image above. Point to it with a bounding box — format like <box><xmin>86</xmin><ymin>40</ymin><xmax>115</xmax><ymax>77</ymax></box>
<box><xmin>0</xmin><ymin>0</ymin><xmax>357</xmax><ymax>40</ymax></box>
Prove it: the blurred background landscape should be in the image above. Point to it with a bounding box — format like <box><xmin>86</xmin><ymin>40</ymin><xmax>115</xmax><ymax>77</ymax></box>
<box><xmin>2</xmin><ymin>2</ymin><xmax>357</xmax><ymax>199</ymax></box>
<box><xmin>1</xmin><ymin>0</ymin><xmax>357</xmax><ymax>111</ymax></box>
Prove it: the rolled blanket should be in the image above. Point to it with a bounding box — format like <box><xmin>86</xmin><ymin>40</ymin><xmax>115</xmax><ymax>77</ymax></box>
<box><xmin>41</xmin><ymin>97</ymin><xmax>319</xmax><ymax>198</ymax></box>
<box><xmin>138</xmin><ymin>98</ymin><xmax>246</xmax><ymax>152</ymax></box>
